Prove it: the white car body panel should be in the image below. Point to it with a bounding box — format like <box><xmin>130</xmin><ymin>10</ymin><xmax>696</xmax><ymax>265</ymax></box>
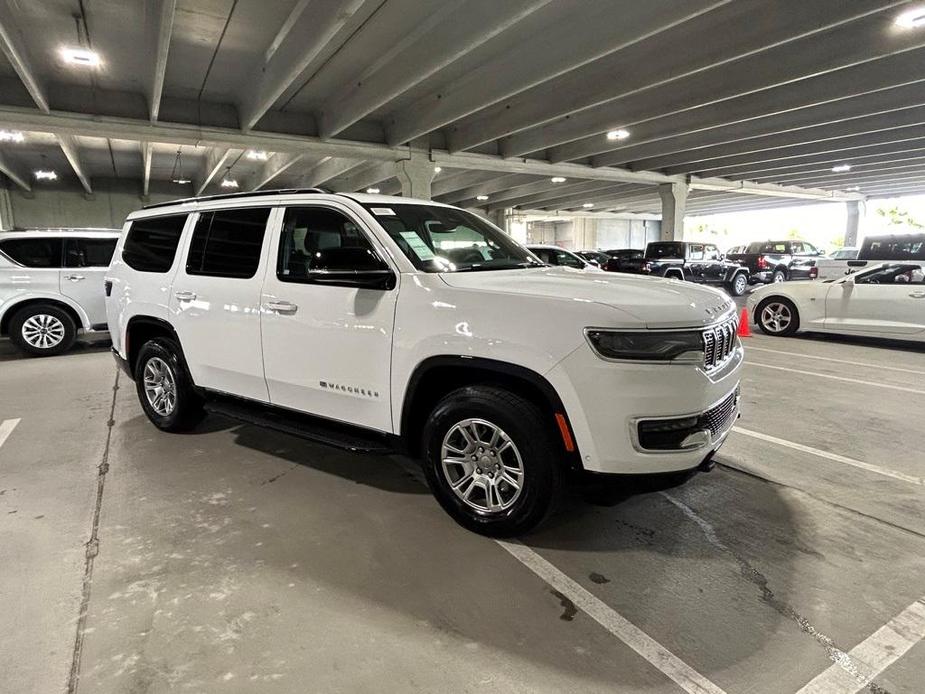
<box><xmin>747</xmin><ymin>262</ymin><xmax>925</xmax><ymax>341</ymax></box>
<box><xmin>108</xmin><ymin>192</ymin><xmax>743</xmax><ymax>475</ymax></box>
<box><xmin>0</xmin><ymin>229</ymin><xmax>120</xmax><ymax>333</ymax></box>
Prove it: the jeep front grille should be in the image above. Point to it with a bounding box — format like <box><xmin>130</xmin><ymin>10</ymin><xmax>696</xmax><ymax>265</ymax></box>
<box><xmin>702</xmin><ymin>318</ymin><xmax>737</xmax><ymax>370</ymax></box>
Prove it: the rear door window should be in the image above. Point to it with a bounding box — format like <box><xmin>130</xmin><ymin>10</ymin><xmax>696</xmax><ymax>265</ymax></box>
<box><xmin>0</xmin><ymin>237</ymin><xmax>63</xmax><ymax>267</ymax></box>
<box><xmin>123</xmin><ymin>214</ymin><xmax>189</xmax><ymax>272</ymax></box>
<box><xmin>186</xmin><ymin>208</ymin><xmax>271</xmax><ymax>279</ymax></box>
<box><xmin>64</xmin><ymin>237</ymin><xmax>118</xmax><ymax>267</ymax></box>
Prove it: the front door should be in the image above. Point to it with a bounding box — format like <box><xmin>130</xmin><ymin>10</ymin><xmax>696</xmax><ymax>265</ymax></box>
<box><xmin>169</xmin><ymin>206</ymin><xmax>275</xmax><ymax>401</ymax></box>
<box><xmin>260</xmin><ymin>204</ymin><xmax>398</xmax><ymax>433</ymax></box>
<box><xmin>59</xmin><ymin>236</ymin><xmax>118</xmax><ymax>327</ymax></box>
<box><xmin>825</xmin><ymin>264</ymin><xmax>925</xmax><ymax>335</ymax></box>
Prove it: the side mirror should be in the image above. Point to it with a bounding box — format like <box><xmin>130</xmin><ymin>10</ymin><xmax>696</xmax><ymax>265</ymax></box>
<box><xmin>307</xmin><ymin>247</ymin><xmax>395</xmax><ymax>289</ymax></box>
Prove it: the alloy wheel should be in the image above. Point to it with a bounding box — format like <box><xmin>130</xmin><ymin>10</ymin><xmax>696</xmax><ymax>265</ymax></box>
<box><xmin>21</xmin><ymin>314</ymin><xmax>66</xmax><ymax>349</ymax></box>
<box><xmin>734</xmin><ymin>274</ymin><xmax>747</xmax><ymax>295</ymax></box>
<box><xmin>441</xmin><ymin>418</ymin><xmax>524</xmax><ymax>514</ymax></box>
<box><xmin>143</xmin><ymin>357</ymin><xmax>177</xmax><ymax>416</ymax></box>
<box><xmin>760</xmin><ymin>302</ymin><xmax>792</xmax><ymax>334</ymax></box>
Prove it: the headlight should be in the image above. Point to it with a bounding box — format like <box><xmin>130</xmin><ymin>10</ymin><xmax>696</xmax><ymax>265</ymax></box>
<box><xmin>585</xmin><ymin>329</ymin><xmax>703</xmax><ymax>362</ymax></box>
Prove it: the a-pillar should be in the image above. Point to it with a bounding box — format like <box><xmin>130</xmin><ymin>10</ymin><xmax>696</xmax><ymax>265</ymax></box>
<box><xmin>658</xmin><ymin>182</ymin><xmax>688</xmax><ymax>241</ymax></box>
<box><xmin>0</xmin><ymin>186</ymin><xmax>13</xmax><ymax>231</ymax></box>
<box><xmin>845</xmin><ymin>200</ymin><xmax>861</xmax><ymax>247</ymax></box>
<box><xmin>395</xmin><ymin>137</ymin><xmax>435</xmax><ymax>199</ymax></box>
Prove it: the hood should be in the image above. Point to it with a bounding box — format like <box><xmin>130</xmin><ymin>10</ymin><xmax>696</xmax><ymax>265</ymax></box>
<box><xmin>439</xmin><ymin>267</ymin><xmax>735</xmax><ymax>329</ymax></box>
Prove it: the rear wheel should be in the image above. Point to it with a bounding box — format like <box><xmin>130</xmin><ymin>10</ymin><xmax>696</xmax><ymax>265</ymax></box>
<box><xmin>9</xmin><ymin>304</ymin><xmax>76</xmax><ymax>356</ymax></box>
<box><xmin>422</xmin><ymin>386</ymin><xmax>563</xmax><ymax>537</ymax></box>
<box><xmin>135</xmin><ymin>338</ymin><xmax>204</xmax><ymax>431</ymax></box>
<box><xmin>755</xmin><ymin>297</ymin><xmax>799</xmax><ymax>336</ymax></box>
<box><xmin>771</xmin><ymin>269</ymin><xmax>787</xmax><ymax>283</ymax></box>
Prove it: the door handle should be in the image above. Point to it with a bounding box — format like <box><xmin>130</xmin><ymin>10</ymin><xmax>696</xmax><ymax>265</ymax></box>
<box><xmin>64</xmin><ymin>274</ymin><xmax>85</xmax><ymax>281</ymax></box>
<box><xmin>174</xmin><ymin>290</ymin><xmax>197</xmax><ymax>301</ymax></box>
<box><xmin>910</xmin><ymin>291</ymin><xmax>925</xmax><ymax>298</ymax></box>
<box><xmin>265</xmin><ymin>300</ymin><xmax>298</xmax><ymax>314</ymax></box>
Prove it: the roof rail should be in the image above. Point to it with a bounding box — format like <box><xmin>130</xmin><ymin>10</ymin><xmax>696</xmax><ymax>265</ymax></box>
<box><xmin>141</xmin><ymin>187</ymin><xmax>335</xmax><ymax>210</ymax></box>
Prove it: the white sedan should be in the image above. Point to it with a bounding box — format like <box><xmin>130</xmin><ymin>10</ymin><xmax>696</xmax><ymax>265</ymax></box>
<box><xmin>746</xmin><ymin>262</ymin><xmax>925</xmax><ymax>342</ymax></box>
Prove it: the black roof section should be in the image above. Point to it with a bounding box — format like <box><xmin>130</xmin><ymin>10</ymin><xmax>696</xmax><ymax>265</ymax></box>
<box><xmin>142</xmin><ymin>187</ymin><xmax>337</xmax><ymax>210</ymax></box>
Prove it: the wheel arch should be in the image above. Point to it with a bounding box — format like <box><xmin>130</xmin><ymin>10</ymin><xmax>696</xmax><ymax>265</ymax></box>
<box><xmin>124</xmin><ymin>315</ymin><xmax>185</xmax><ymax>379</ymax></box>
<box><xmin>399</xmin><ymin>356</ymin><xmax>579</xmax><ymax>463</ymax></box>
<box><xmin>0</xmin><ymin>297</ymin><xmax>86</xmax><ymax>336</ymax></box>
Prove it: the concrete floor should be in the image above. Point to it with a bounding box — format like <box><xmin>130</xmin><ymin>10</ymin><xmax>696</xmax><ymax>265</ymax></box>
<box><xmin>1</xmin><ymin>319</ymin><xmax>923</xmax><ymax>693</ymax></box>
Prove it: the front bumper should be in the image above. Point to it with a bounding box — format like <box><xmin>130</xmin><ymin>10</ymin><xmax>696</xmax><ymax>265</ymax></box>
<box><xmin>547</xmin><ymin>343</ymin><xmax>743</xmax><ymax>474</ymax></box>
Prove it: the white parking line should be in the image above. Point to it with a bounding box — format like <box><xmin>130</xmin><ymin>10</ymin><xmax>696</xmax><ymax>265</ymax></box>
<box><xmin>746</xmin><ymin>346</ymin><xmax>925</xmax><ymax>377</ymax></box>
<box><xmin>795</xmin><ymin>597</ymin><xmax>925</xmax><ymax>694</ymax></box>
<box><xmin>496</xmin><ymin>540</ymin><xmax>727</xmax><ymax>694</ymax></box>
<box><xmin>747</xmin><ymin>361</ymin><xmax>925</xmax><ymax>395</ymax></box>
<box><xmin>732</xmin><ymin>427</ymin><xmax>923</xmax><ymax>486</ymax></box>
<box><xmin>0</xmin><ymin>418</ymin><xmax>20</xmax><ymax>449</ymax></box>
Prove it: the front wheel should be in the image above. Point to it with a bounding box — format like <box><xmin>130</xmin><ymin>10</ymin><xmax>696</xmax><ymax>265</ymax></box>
<box><xmin>422</xmin><ymin>386</ymin><xmax>563</xmax><ymax>537</ymax></box>
<box><xmin>135</xmin><ymin>338</ymin><xmax>204</xmax><ymax>431</ymax></box>
<box><xmin>755</xmin><ymin>297</ymin><xmax>800</xmax><ymax>336</ymax></box>
<box><xmin>727</xmin><ymin>273</ymin><xmax>748</xmax><ymax>296</ymax></box>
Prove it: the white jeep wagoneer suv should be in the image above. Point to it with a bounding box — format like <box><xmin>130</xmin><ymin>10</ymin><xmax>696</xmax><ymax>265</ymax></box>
<box><xmin>106</xmin><ymin>189</ymin><xmax>742</xmax><ymax>535</ymax></box>
<box><xmin>1</xmin><ymin>229</ymin><xmax>120</xmax><ymax>355</ymax></box>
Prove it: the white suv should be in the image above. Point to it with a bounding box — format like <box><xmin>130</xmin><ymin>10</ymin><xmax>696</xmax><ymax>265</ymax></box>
<box><xmin>1</xmin><ymin>229</ymin><xmax>120</xmax><ymax>355</ymax></box>
<box><xmin>106</xmin><ymin>190</ymin><xmax>742</xmax><ymax>535</ymax></box>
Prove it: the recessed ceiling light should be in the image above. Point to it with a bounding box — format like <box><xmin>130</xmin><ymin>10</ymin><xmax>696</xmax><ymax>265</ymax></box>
<box><xmin>0</xmin><ymin>129</ymin><xmax>24</xmax><ymax>142</ymax></box>
<box><xmin>606</xmin><ymin>129</ymin><xmax>630</xmax><ymax>141</ymax></box>
<box><xmin>476</xmin><ymin>194</ymin><xmax>489</xmax><ymax>201</ymax></box>
<box><xmin>846</xmin><ymin>186</ymin><xmax>861</xmax><ymax>191</ymax></box>
<box><xmin>832</xmin><ymin>164</ymin><xmax>851</xmax><ymax>173</ymax></box>
<box><xmin>365</xmin><ymin>187</ymin><xmax>380</xmax><ymax>194</ymax></box>
<box><xmin>220</xmin><ymin>178</ymin><xmax>239</xmax><ymax>188</ymax></box>
<box><xmin>550</xmin><ymin>176</ymin><xmax>567</xmax><ymax>183</ymax></box>
<box><xmin>246</xmin><ymin>150</ymin><xmax>268</xmax><ymax>161</ymax></box>
<box><xmin>582</xmin><ymin>202</ymin><xmax>595</xmax><ymax>208</ymax></box>
<box><xmin>895</xmin><ymin>7</ymin><xmax>925</xmax><ymax>28</ymax></box>
<box><xmin>61</xmin><ymin>47</ymin><xmax>101</xmax><ymax>67</ymax></box>
<box><xmin>34</xmin><ymin>170</ymin><xmax>57</xmax><ymax>181</ymax></box>
<box><xmin>172</xmin><ymin>178</ymin><xmax>191</xmax><ymax>185</ymax></box>
<box><xmin>434</xmin><ymin>166</ymin><xmax>442</xmax><ymax>173</ymax></box>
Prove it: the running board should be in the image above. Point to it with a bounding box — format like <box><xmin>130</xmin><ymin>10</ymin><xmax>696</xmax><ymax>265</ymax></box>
<box><xmin>203</xmin><ymin>396</ymin><xmax>397</xmax><ymax>454</ymax></box>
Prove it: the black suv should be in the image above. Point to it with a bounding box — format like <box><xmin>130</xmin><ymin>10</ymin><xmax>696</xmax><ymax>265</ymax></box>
<box><xmin>620</xmin><ymin>241</ymin><xmax>750</xmax><ymax>296</ymax></box>
<box><xmin>726</xmin><ymin>240</ymin><xmax>822</xmax><ymax>284</ymax></box>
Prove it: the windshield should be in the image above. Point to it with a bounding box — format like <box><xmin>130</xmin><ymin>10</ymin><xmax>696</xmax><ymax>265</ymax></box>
<box><xmin>645</xmin><ymin>242</ymin><xmax>685</xmax><ymax>260</ymax></box>
<box><xmin>363</xmin><ymin>203</ymin><xmax>542</xmax><ymax>272</ymax></box>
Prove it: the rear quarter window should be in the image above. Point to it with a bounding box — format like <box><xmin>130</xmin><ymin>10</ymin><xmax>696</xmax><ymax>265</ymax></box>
<box><xmin>122</xmin><ymin>214</ymin><xmax>189</xmax><ymax>272</ymax></box>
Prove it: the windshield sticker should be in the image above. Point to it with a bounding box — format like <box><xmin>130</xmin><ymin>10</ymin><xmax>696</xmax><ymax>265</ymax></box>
<box><xmin>400</xmin><ymin>231</ymin><xmax>436</xmax><ymax>260</ymax></box>
<box><xmin>370</xmin><ymin>207</ymin><xmax>396</xmax><ymax>216</ymax></box>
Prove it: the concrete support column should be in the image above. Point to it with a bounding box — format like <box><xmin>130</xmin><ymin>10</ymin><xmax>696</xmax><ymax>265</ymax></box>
<box><xmin>0</xmin><ymin>187</ymin><xmax>13</xmax><ymax>230</ymax></box>
<box><xmin>658</xmin><ymin>182</ymin><xmax>688</xmax><ymax>241</ymax></box>
<box><xmin>845</xmin><ymin>200</ymin><xmax>861</xmax><ymax>247</ymax></box>
<box><xmin>394</xmin><ymin>137</ymin><xmax>435</xmax><ymax>199</ymax></box>
<box><xmin>490</xmin><ymin>208</ymin><xmax>511</xmax><ymax>233</ymax></box>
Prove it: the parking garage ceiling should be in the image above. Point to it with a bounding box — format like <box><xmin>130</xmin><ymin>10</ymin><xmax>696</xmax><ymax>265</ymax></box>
<box><xmin>0</xmin><ymin>0</ymin><xmax>924</xmax><ymax>216</ymax></box>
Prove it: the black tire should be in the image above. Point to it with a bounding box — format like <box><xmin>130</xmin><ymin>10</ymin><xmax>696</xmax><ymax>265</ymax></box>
<box><xmin>771</xmin><ymin>269</ymin><xmax>787</xmax><ymax>283</ymax></box>
<box><xmin>134</xmin><ymin>338</ymin><xmax>204</xmax><ymax>432</ymax></box>
<box><xmin>422</xmin><ymin>386</ymin><xmax>563</xmax><ymax>537</ymax></box>
<box><xmin>727</xmin><ymin>272</ymin><xmax>748</xmax><ymax>296</ymax></box>
<box><xmin>755</xmin><ymin>297</ymin><xmax>800</xmax><ymax>337</ymax></box>
<box><xmin>9</xmin><ymin>303</ymin><xmax>77</xmax><ymax>356</ymax></box>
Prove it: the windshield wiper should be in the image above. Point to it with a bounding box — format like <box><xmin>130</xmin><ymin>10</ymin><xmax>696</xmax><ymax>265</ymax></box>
<box><xmin>452</xmin><ymin>261</ymin><xmax>544</xmax><ymax>272</ymax></box>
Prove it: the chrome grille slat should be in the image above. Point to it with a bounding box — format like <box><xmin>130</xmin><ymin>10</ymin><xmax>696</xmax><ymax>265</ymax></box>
<box><xmin>702</xmin><ymin>318</ymin><xmax>737</xmax><ymax>371</ymax></box>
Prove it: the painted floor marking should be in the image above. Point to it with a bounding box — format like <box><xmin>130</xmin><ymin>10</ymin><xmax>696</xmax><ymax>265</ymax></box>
<box><xmin>795</xmin><ymin>597</ymin><xmax>925</xmax><ymax>693</ymax></box>
<box><xmin>496</xmin><ymin>539</ymin><xmax>727</xmax><ymax>694</ymax></box>
<box><xmin>0</xmin><ymin>418</ymin><xmax>20</xmax><ymax>449</ymax></box>
<box><xmin>732</xmin><ymin>427</ymin><xmax>923</xmax><ymax>486</ymax></box>
<box><xmin>747</xmin><ymin>361</ymin><xmax>925</xmax><ymax>395</ymax></box>
<box><xmin>746</xmin><ymin>345</ymin><xmax>925</xmax><ymax>377</ymax></box>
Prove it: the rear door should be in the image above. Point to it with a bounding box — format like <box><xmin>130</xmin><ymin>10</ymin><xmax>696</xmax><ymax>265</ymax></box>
<box><xmin>825</xmin><ymin>264</ymin><xmax>925</xmax><ymax>335</ymax></box>
<box><xmin>169</xmin><ymin>206</ymin><xmax>275</xmax><ymax>401</ymax></box>
<box><xmin>260</xmin><ymin>204</ymin><xmax>398</xmax><ymax>432</ymax></box>
<box><xmin>0</xmin><ymin>236</ymin><xmax>63</xmax><ymax>302</ymax></box>
<box><xmin>687</xmin><ymin>244</ymin><xmax>705</xmax><ymax>282</ymax></box>
<box><xmin>59</xmin><ymin>237</ymin><xmax>118</xmax><ymax>327</ymax></box>
<box><xmin>702</xmin><ymin>244</ymin><xmax>725</xmax><ymax>283</ymax></box>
